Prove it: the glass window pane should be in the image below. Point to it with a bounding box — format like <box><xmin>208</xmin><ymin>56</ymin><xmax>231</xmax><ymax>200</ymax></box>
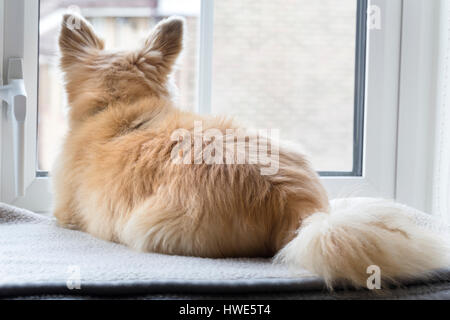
<box><xmin>211</xmin><ymin>0</ymin><xmax>358</xmax><ymax>172</ymax></box>
<box><xmin>38</xmin><ymin>0</ymin><xmax>200</xmax><ymax>172</ymax></box>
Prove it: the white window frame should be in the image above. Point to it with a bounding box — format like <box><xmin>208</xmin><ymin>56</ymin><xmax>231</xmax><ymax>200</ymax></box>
<box><xmin>432</xmin><ymin>0</ymin><xmax>450</xmax><ymax>223</ymax></box>
<box><xmin>1</xmin><ymin>0</ymin><xmax>50</xmax><ymax>213</ymax></box>
<box><xmin>0</xmin><ymin>0</ymin><xmax>444</xmax><ymax>215</ymax></box>
<box><xmin>396</xmin><ymin>0</ymin><xmax>444</xmax><ymax>215</ymax></box>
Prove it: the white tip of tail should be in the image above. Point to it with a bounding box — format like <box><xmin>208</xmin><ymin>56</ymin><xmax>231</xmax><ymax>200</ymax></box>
<box><xmin>275</xmin><ymin>198</ymin><xmax>450</xmax><ymax>289</ymax></box>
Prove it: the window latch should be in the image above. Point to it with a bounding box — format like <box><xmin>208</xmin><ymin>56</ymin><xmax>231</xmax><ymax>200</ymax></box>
<box><xmin>0</xmin><ymin>58</ymin><xmax>27</xmax><ymax>198</ymax></box>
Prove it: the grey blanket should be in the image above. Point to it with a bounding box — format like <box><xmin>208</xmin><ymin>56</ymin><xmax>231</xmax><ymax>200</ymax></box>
<box><xmin>1</xmin><ymin>202</ymin><xmax>450</xmax><ymax>299</ymax></box>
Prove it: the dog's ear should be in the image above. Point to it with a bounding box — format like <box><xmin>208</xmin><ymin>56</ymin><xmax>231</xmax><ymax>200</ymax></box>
<box><xmin>141</xmin><ymin>16</ymin><xmax>185</xmax><ymax>76</ymax></box>
<box><xmin>59</xmin><ymin>14</ymin><xmax>104</xmax><ymax>68</ymax></box>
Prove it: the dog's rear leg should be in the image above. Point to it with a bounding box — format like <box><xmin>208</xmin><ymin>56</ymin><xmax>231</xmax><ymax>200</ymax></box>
<box><xmin>118</xmin><ymin>197</ymin><xmax>200</xmax><ymax>256</ymax></box>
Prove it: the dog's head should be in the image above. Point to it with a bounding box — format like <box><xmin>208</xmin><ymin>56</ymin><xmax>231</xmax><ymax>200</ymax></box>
<box><xmin>59</xmin><ymin>14</ymin><xmax>184</xmax><ymax>123</ymax></box>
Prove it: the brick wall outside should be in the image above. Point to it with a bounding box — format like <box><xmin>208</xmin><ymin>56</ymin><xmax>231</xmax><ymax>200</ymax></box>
<box><xmin>212</xmin><ymin>0</ymin><xmax>357</xmax><ymax>171</ymax></box>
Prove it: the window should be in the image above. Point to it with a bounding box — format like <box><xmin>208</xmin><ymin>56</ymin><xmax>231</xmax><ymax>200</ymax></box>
<box><xmin>1</xmin><ymin>0</ymin><xmax>444</xmax><ymax>216</ymax></box>
<box><xmin>210</xmin><ymin>0</ymin><xmax>365</xmax><ymax>174</ymax></box>
<box><xmin>37</xmin><ymin>0</ymin><xmax>363</xmax><ymax>176</ymax></box>
<box><xmin>38</xmin><ymin>0</ymin><xmax>201</xmax><ymax>173</ymax></box>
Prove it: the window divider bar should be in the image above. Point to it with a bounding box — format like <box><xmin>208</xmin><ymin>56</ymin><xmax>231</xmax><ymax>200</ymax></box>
<box><xmin>352</xmin><ymin>0</ymin><xmax>368</xmax><ymax>177</ymax></box>
<box><xmin>197</xmin><ymin>0</ymin><xmax>214</xmax><ymax>114</ymax></box>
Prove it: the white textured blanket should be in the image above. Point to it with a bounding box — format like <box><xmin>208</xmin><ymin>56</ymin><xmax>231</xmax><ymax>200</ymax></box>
<box><xmin>1</xmin><ymin>201</ymin><xmax>449</xmax><ymax>298</ymax></box>
<box><xmin>0</xmin><ymin>203</ymin><xmax>321</xmax><ymax>297</ymax></box>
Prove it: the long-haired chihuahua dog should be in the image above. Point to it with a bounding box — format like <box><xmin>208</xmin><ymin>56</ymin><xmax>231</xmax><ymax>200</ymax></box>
<box><xmin>53</xmin><ymin>14</ymin><xmax>450</xmax><ymax>289</ymax></box>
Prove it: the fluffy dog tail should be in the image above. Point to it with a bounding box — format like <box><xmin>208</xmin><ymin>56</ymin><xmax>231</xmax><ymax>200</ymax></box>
<box><xmin>275</xmin><ymin>198</ymin><xmax>450</xmax><ymax>289</ymax></box>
